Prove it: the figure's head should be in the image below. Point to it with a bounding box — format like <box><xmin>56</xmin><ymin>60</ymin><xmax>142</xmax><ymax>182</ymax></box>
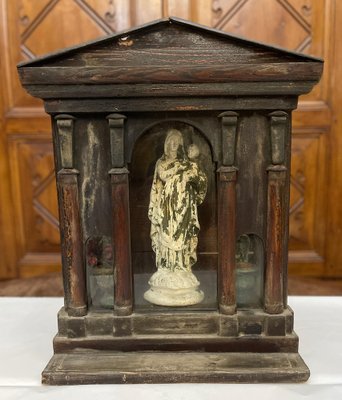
<box><xmin>188</xmin><ymin>144</ymin><xmax>200</xmax><ymax>160</ymax></box>
<box><xmin>164</xmin><ymin>129</ymin><xmax>184</xmax><ymax>159</ymax></box>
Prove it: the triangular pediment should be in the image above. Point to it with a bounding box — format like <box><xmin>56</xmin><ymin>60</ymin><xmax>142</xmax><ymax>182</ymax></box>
<box><xmin>19</xmin><ymin>17</ymin><xmax>320</xmax><ymax>68</ymax></box>
<box><xmin>18</xmin><ymin>17</ymin><xmax>323</xmax><ymax>93</ymax></box>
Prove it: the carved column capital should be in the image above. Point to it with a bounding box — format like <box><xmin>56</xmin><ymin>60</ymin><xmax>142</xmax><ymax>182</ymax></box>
<box><xmin>268</xmin><ymin>111</ymin><xmax>289</xmax><ymax>165</ymax></box>
<box><xmin>217</xmin><ymin>166</ymin><xmax>238</xmax><ymax>182</ymax></box>
<box><xmin>106</xmin><ymin>113</ymin><xmax>127</xmax><ymax>125</ymax></box>
<box><xmin>219</xmin><ymin>111</ymin><xmax>239</xmax><ymax>166</ymax></box>
<box><xmin>107</xmin><ymin>114</ymin><xmax>127</xmax><ymax>169</ymax></box>
<box><xmin>55</xmin><ymin>114</ymin><xmax>76</xmax><ymax>169</ymax></box>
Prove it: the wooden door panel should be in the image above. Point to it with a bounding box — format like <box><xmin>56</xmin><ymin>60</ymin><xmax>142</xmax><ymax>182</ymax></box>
<box><xmin>81</xmin><ymin>0</ymin><xmax>130</xmax><ymax>32</ymax></box>
<box><xmin>211</xmin><ymin>0</ymin><xmax>328</xmax><ymax>103</ymax></box>
<box><xmin>133</xmin><ymin>0</ymin><xmax>163</xmax><ymax>25</ymax></box>
<box><xmin>209</xmin><ymin>0</ymin><xmax>331</xmax><ymax>274</ymax></box>
<box><xmin>0</xmin><ymin>0</ymin><xmax>195</xmax><ymax>278</ymax></box>
<box><xmin>23</xmin><ymin>2</ymin><xmax>106</xmax><ymax>56</ymax></box>
<box><xmin>212</xmin><ymin>0</ymin><xmax>312</xmax><ymax>53</ymax></box>
<box><xmin>11</xmin><ymin>0</ymin><xmax>124</xmax><ymax>110</ymax></box>
<box><xmin>288</xmin><ymin>131</ymin><xmax>327</xmax><ymax>274</ymax></box>
<box><xmin>8</xmin><ymin>135</ymin><xmax>61</xmax><ymax>277</ymax></box>
<box><xmin>0</xmin><ymin>0</ymin><xmax>337</xmax><ymax>278</ymax></box>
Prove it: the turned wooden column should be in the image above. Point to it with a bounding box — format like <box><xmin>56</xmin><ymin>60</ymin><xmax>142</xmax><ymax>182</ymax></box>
<box><xmin>55</xmin><ymin>114</ymin><xmax>87</xmax><ymax>317</ymax></box>
<box><xmin>217</xmin><ymin>112</ymin><xmax>238</xmax><ymax>315</ymax></box>
<box><xmin>265</xmin><ymin>111</ymin><xmax>288</xmax><ymax>314</ymax></box>
<box><xmin>107</xmin><ymin>114</ymin><xmax>133</xmax><ymax>316</ymax></box>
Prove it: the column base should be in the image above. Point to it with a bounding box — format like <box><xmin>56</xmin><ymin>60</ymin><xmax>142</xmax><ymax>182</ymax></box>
<box><xmin>67</xmin><ymin>305</ymin><xmax>87</xmax><ymax>317</ymax></box>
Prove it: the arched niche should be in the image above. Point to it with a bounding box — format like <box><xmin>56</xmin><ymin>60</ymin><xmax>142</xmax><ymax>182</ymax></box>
<box><xmin>129</xmin><ymin>120</ymin><xmax>218</xmax><ymax>311</ymax></box>
<box><xmin>236</xmin><ymin>234</ymin><xmax>264</xmax><ymax>309</ymax></box>
<box><xmin>85</xmin><ymin>235</ymin><xmax>114</xmax><ymax>309</ymax></box>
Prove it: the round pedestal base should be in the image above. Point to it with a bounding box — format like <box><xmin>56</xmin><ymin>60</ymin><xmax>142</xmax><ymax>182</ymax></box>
<box><xmin>144</xmin><ymin>270</ymin><xmax>204</xmax><ymax>306</ymax></box>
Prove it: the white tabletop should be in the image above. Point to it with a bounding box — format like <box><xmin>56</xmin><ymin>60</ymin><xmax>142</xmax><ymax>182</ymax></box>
<box><xmin>0</xmin><ymin>296</ymin><xmax>341</xmax><ymax>399</ymax></box>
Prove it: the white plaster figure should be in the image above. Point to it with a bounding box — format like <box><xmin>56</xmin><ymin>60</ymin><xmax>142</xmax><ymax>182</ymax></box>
<box><xmin>144</xmin><ymin>129</ymin><xmax>207</xmax><ymax>306</ymax></box>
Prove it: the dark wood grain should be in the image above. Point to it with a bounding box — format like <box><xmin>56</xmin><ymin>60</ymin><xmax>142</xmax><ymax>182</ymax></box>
<box><xmin>19</xmin><ymin>63</ymin><xmax>323</xmax><ymax>85</ymax></box>
<box><xmin>110</xmin><ymin>169</ymin><xmax>133</xmax><ymax>316</ymax></box>
<box><xmin>265</xmin><ymin>166</ymin><xmax>287</xmax><ymax>314</ymax></box>
<box><xmin>57</xmin><ymin>169</ymin><xmax>87</xmax><ymax>317</ymax></box>
<box><xmin>44</xmin><ymin>96</ymin><xmax>298</xmax><ymax>114</ymax></box>
<box><xmin>24</xmin><ymin>81</ymin><xmax>318</xmax><ymax>99</ymax></box>
<box><xmin>217</xmin><ymin>167</ymin><xmax>237</xmax><ymax>315</ymax></box>
<box><xmin>18</xmin><ymin>17</ymin><xmax>322</xmax><ymax>67</ymax></box>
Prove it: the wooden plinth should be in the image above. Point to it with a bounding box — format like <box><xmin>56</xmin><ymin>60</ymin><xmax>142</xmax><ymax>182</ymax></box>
<box><xmin>42</xmin><ymin>351</ymin><xmax>310</xmax><ymax>384</ymax></box>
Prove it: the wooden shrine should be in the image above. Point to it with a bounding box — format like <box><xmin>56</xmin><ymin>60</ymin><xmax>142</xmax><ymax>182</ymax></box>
<box><xmin>17</xmin><ymin>18</ymin><xmax>323</xmax><ymax>384</ymax></box>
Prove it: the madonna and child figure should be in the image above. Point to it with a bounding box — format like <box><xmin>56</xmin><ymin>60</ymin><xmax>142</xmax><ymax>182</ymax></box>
<box><xmin>144</xmin><ymin>129</ymin><xmax>208</xmax><ymax>306</ymax></box>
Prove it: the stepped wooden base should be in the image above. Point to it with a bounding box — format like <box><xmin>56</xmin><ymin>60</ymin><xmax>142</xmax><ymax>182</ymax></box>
<box><xmin>44</xmin><ymin>306</ymin><xmax>309</xmax><ymax>385</ymax></box>
<box><xmin>42</xmin><ymin>350</ymin><xmax>310</xmax><ymax>384</ymax></box>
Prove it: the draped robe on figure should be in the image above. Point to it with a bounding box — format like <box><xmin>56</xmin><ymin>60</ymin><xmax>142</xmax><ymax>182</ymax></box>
<box><xmin>148</xmin><ymin>156</ymin><xmax>207</xmax><ymax>273</ymax></box>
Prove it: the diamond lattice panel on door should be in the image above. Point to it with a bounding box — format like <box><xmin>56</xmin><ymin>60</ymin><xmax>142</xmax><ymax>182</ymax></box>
<box><xmin>211</xmin><ymin>0</ymin><xmax>329</xmax><ymax>274</ymax></box>
<box><xmin>212</xmin><ymin>0</ymin><xmax>312</xmax><ymax>52</ymax></box>
<box><xmin>0</xmin><ymin>0</ymin><xmax>335</xmax><ymax>279</ymax></box>
<box><xmin>211</xmin><ymin>0</ymin><xmax>328</xmax><ymax>103</ymax></box>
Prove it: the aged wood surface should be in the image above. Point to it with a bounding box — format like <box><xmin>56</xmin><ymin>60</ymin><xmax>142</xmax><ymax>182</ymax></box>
<box><xmin>107</xmin><ymin>114</ymin><xmax>126</xmax><ymax>168</ymax></box>
<box><xmin>56</xmin><ymin>305</ymin><xmax>295</xmax><ymax>338</ymax></box>
<box><xmin>42</xmin><ymin>351</ymin><xmax>309</xmax><ymax>384</ymax></box>
<box><xmin>110</xmin><ymin>170</ymin><xmax>133</xmax><ymax>316</ymax></box>
<box><xmin>18</xmin><ymin>18</ymin><xmax>322</xmax><ymax>66</ymax></box>
<box><xmin>24</xmin><ymin>81</ymin><xmax>319</xmax><ymax>98</ymax></box>
<box><xmin>265</xmin><ymin>166</ymin><xmax>287</xmax><ymax>314</ymax></box>
<box><xmin>57</xmin><ymin>170</ymin><xmax>87</xmax><ymax>317</ymax></box>
<box><xmin>55</xmin><ymin>115</ymin><xmax>75</xmax><ymax>169</ymax></box>
<box><xmin>53</xmin><ymin>333</ymin><xmax>299</xmax><ymax>354</ymax></box>
<box><xmin>133</xmin><ymin>313</ymin><xmax>219</xmax><ymax>335</ymax></box>
<box><xmin>44</xmin><ymin>97</ymin><xmax>298</xmax><ymax>114</ymax></box>
<box><xmin>235</xmin><ymin>113</ymin><xmax>268</xmax><ymax>242</ymax></box>
<box><xmin>220</xmin><ymin>111</ymin><xmax>239</xmax><ymax>165</ymax></box>
<box><xmin>217</xmin><ymin>167</ymin><xmax>237</xmax><ymax>315</ymax></box>
<box><xmin>19</xmin><ymin>63</ymin><xmax>323</xmax><ymax>85</ymax></box>
<box><xmin>269</xmin><ymin>111</ymin><xmax>288</xmax><ymax>165</ymax></box>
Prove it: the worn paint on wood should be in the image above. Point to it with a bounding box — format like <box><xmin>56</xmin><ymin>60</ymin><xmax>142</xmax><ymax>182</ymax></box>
<box><xmin>42</xmin><ymin>351</ymin><xmax>310</xmax><ymax>385</ymax></box>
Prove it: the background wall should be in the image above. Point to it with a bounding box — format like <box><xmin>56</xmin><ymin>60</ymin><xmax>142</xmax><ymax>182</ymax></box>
<box><xmin>0</xmin><ymin>0</ymin><xmax>341</xmax><ymax>279</ymax></box>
